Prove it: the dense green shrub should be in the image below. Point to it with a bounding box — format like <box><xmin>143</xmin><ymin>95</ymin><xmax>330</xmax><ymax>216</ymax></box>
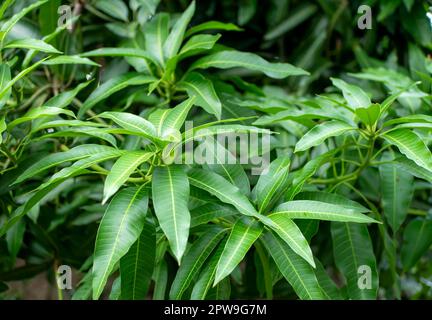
<box><xmin>0</xmin><ymin>0</ymin><xmax>432</xmax><ymax>300</ymax></box>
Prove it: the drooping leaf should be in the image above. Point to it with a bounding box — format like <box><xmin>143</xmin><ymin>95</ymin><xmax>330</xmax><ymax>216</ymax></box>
<box><xmin>4</xmin><ymin>38</ymin><xmax>62</xmax><ymax>54</ymax></box>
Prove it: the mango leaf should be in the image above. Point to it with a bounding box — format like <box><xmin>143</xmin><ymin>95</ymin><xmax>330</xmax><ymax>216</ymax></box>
<box><xmin>268</xmin><ymin>213</ymin><xmax>315</xmax><ymax>267</ymax></box>
<box><xmin>0</xmin><ymin>116</ymin><xmax>5</xmax><ymax>144</ymax></box>
<box><xmin>294</xmin><ymin>120</ymin><xmax>356</xmax><ymax>153</ymax></box>
<box><xmin>120</xmin><ymin>219</ymin><xmax>155</xmax><ymax>300</ymax></box>
<box><xmin>4</xmin><ymin>38</ymin><xmax>61</xmax><ymax>54</ymax></box>
<box><xmin>14</xmin><ymin>145</ymin><xmax>115</xmax><ymax>184</ymax></box>
<box><xmin>43</xmin><ymin>55</ymin><xmax>100</xmax><ymax>66</ymax></box>
<box><xmin>381</xmin><ymin>129</ymin><xmax>432</xmax><ymax>173</ymax></box>
<box><xmin>0</xmin><ymin>63</ymin><xmax>11</xmax><ymax>109</ymax></box>
<box><xmin>94</xmin><ymin>0</ymin><xmax>129</xmax><ymax>22</ymax></box>
<box><xmin>93</xmin><ymin>186</ymin><xmax>149</xmax><ymax>299</ymax></box>
<box><xmin>331</xmin><ymin>222</ymin><xmax>378</xmax><ymax>299</ymax></box>
<box><xmin>78</xmin><ymin>74</ymin><xmax>155</xmax><ymax>117</ymax></box>
<box><xmin>178</xmin><ymin>34</ymin><xmax>221</xmax><ymax>60</ymax></box>
<box><xmin>169</xmin><ymin>227</ymin><xmax>226</xmax><ymax>299</ymax></box>
<box><xmin>145</xmin><ymin>13</ymin><xmax>170</xmax><ymax>66</ymax></box>
<box><xmin>190</xmin><ymin>203</ymin><xmax>237</xmax><ymax>228</ymax></box>
<box><xmin>214</xmin><ymin>217</ymin><xmax>263</xmax><ymax>285</ymax></box>
<box><xmin>190</xmin><ymin>50</ymin><xmax>309</xmax><ymax>79</ymax></box>
<box><xmin>178</xmin><ymin>72</ymin><xmax>222</xmax><ymax>119</ymax></box>
<box><xmin>152</xmin><ymin>165</ymin><xmax>190</xmax><ymax>264</ymax></box>
<box><xmin>7</xmin><ymin>107</ymin><xmax>75</xmax><ymax>130</ymax></box>
<box><xmin>273</xmin><ymin>200</ymin><xmax>377</xmax><ymax>223</ymax></box>
<box><xmin>103</xmin><ymin>151</ymin><xmax>153</xmax><ymax>204</ymax></box>
<box><xmin>160</xmin><ymin>97</ymin><xmax>196</xmax><ymax>135</ymax></box>
<box><xmin>355</xmin><ymin>104</ymin><xmax>380</xmax><ymax>127</ymax></box>
<box><xmin>185</xmin><ymin>21</ymin><xmax>242</xmax><ymax>37</ymax></box>
<box><xmin>295</xmin><ymin>191</ymin><xmax>369</xmax><ymax>213</ymax></box>
<box><xmin>393</xmin><ymin>156</ymin><xmax>432</xmax><ymax>183</ymax></box>
<box><xmin>261</xmin><ymin>232</ymin><xmax>325</xmax><ymax>300</ymax></box>
<box><xmin>379</xmin><ymin>157</ymin><xmax>414</xmax><ymax>233</ymax></box>
<box><xmin>331</xmin><ymin>78</ymin><xmax>371</xmax><ymax>109</ymax></box>
<box><xmin>163</xmin><ymin>1</ymin><xmax>195</xmax><ymax>59</ymax></box>
<box><xmin>401</xmin><ymin>218</ymin><xmax>432</xmax><ymax>270</ymax></box>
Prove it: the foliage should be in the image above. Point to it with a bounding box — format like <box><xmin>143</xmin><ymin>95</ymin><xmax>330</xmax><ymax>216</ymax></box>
<box><xmin>0</xmin><ymin>0</ymin><xmax>432</xmax><ymax>300</ymax></box>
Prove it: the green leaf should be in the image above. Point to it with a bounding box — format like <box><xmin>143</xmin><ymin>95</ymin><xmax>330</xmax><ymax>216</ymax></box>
<box><xmin>355</xmin><ymin>104</ymin><xmax>380</xmax><ymax>127</ymax></box>
<box><xmin>0</xmin><ymin>116</ymin><xmax>5</xmax><ymax>144</ymax></box>
<box><xmin>4</xmin><ymin>38</ymin><xmax>61</xmax><ymax>54</ymax></box>
<box><xmin>188</xmin><ymin>168</ymin><xmax>258</xmax><ymax>217</ymax></box>
<box><xmin>145</xmin><ymin>13</ymin><xmax>169</xmax><ymax>66</ymax></box>
<box><xmin>214</xmin><ymin>217</ymin><xmax>263</xmax><ymax>285</ymax></box>
<box><xmin>0</xmin><ymin>63</ymin><xmax>11</xmax><ymax>109</ymax></box>
<box><xmin>392</xmin><ymin>156</ymin><xmax>432</xmax><ymax>183</ymax></box>
<box><xmin>190</xmin><ymin>203</ymin><xmax>237</xmax><ymax>228</ymax></box>
<box><xmin>97</xmin><ymin>112</ymin><xmax>160</xmax><ymax>143</ymax></box>
<box><xmin>163</xmin><ymin>1</ymin><xmax>195</xmax><ymax>59</ymax></box>
<box><xmin>273</xmin><ymin>200</ymin><xmax>377</xmax><ymax>223</ymax></box>
<box><xmin>179</xmin><ymin>34</ymin><xmax>221</xmax><ymax>60</ymax></box>
<box><xmin>261</xmin><ymin>231</ymin><xmax>325</xmax><ymax>300</ymax></box>
<box><xmin>153</xmin><ymin>258</ymin><xmax>168</xmax><ymax>299</ymax></box>
<box><xmin>120</xmin><ymin>219</ymin><xmax>155</xmax><ymax>300</ymax></box>
<box><xmin>94</xmin><ymin>0</ymin><xmax>129</xmax><ymax>22</ymax></box>
<box><xmin>381</xmin><ymin>129</ymin><xmax>432</xmax><ymax>173</ymax></box>
<box><xmin>169</xmin><ymin>227</ymin><xmax>226</xmax><ymax>299</ymax></box>
<box><xmin>0</xmin><ymin>0</ymin><xmax>48</xmax><ymax>43</ymax></box>
<box><xmin>379</xmin><ymin>156</ymin><xmax>414</xmax><ymax>233</ymax></box>
<box><xmin>267</xmin><ymin>213</ymin><xmax>315</xmax><ymax>267</ymax></box>
<box><xmin>238</xmin><ymin>0</ymin><xmax>257</xmax><ymax>25</ymax></box>
<box><xmin>331</xmin><ymin>78</ymin><xmax>371</xmax><ymax>109</ymax></box>
<box><xmin>103</xmin><ymin>151</ymin><xmax>153</xmax><ymax>204</ymax></box>
<box><xmin>190</xmin><ymin>50</ymin><xmax>309</xmax><ymax>79</ymax></box>
<box><xmin>191</xmin><ymin>238</ymin><xmax>227</xmax><ymax>299</ymax></box>
<box><xmin>314</xmin><ymin>259</ymin><xmax>343</xmax><ymax>299</ymax></box>
<box><xmin>14</xmin><ymin>144</ymin><xmax>116</xmax><ymax>184</ymax></box>
<box><xmin>295</xmin><ymin>120</ymin><xmax>356</xmax><ymax>153</ymax></box>
<box><xmin>152</xmin><ymin>165</ymin><xmax>190</xmax><ymax>264</ymax></box>
<box><xmin>179</xmin><ymin>72</ymin><xmax>221</xmax><ymax>119</ymax></box>
<box><xmin>7</xmin><ymin>107</ymin><xmax>75</xmax><ymax>130</ymax></box>
<box><xmin>78</xmin><ymin>73</ymin><xmax>155</xmax><ymax>117</ymax></box>
<box><xmin>43</xmin><ymin>55</ymin><xmax>100</xmax><ymax>66</ymax></box>
<box><xmin>331</xmin><ymin>222</ymin><xmax>378</xmax><ymax>299</ymax></box>
<box><xmin>185</xmin><ymin>21</ymin><xmax>242</xmax><ymax>38</ymax></box>
<box><xmin>160</xmin><ymin>97</ymin><xmax>196</xmax><ymax>135</ymax></box>
<box><xmin>401</xmin><ymin>218</ymin><xmax>432</xmax><ymax>270</ymax></box>
<box><xmin>93</xmin><ymin>186</ymin><xmax>149</xmax><ymax>300</ymax></box>
<box><xmin>295</xmin><ymin>191</ymin><xmax>370</xmax><ymax>213</ymax></box>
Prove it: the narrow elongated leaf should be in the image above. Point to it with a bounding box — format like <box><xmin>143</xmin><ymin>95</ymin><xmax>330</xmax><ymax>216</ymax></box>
<box><xmin>401</xmin><ymin>218</ymin><xmax>432</xmax><ymax>270</ymax></box>
<box><xmin>331</xmin><ymin>222</ymin><xmax>378</xmax><ymax>299</ymax></box>
<box><xmin>179</xmin><ymin>34</ymin><xmax>220</xmax><ymax>59</ymax></box>
<box><xmin>145</xmin><ymin>13</ymin><xmax>169</xmax><ymax>65</ymax></box>
<box><xmin>4</xmin><ymin>38</ymin><xmax>61</xmax><ymax>54</ymax></box>
<box><xmin>152</xmin><ymin>165</ymin><xmax>190</xmax><ymax>263</ymax></box>
<box><xmin>314</xmin><ymin>259</ymin><xmax>343</xmax><ymax>299</ymax></box>
<box><xmin>379</xmin><ymin>159</ymin><xmax>414</xmax><ymax>233</ymax></box>
<box><xmin>0</xmin><ymin>63</ymin><xmax>11</xmax><ymax>109</ymax></box>
<box><xmin>0</xmin><ymin>116</ymin><xmax>6</xmax><ymax>144</ymax></box>
<box><xmin>15</xmin><ymin>145</ymin><xmax>115</xmax><ymax>184</ymax></box>
<box><xmin>382</xmin><ymin>129</ymin><xmax>432</xmax><ymax>173</ymax></box>
<box><xmin>214</xmin><ymin>217</ymin><xmax>263</xmax><ymax>285</ymax></box>
<box><xmin>185</xmin><ymin>21</ymin><xmax>242</xmax><ymax>37</ymax></box>
<box><xmin>190</xmin><ymin>203</ymin><xmax>237</xmax><ymax>228</ymax></box>
<box><xmin>179</xmin><ymin>72</ymin><xmax>221</xmax><ymax>119</ymax></box>
<box><xmin>78</xmin><ymin>74</ymin><xmax>155</xmax><ymax>117</ymax></box>
<box><xmin>43</xmin><ymin>55</ymin><xmax>100</xmax><ymax>66</ymax></box>
<box><xmin>188</xmin><ymin>168</ymin><xmax>257</xmax><ymax>217</ymax></box>
<box><xmin>273</xmin><ymin>200</ymin><xmax>377</xmax><ymax>223</ymax></box>
<box><xmin>268</xmin><ymin>214</ymin><xmax>315</xmax><ymax>267</ymax></box>
<box><xmin>8</xmin><ymin>107</ymin><xmax>75</xmax><ymax>130</ymax></box>
<box><xmin>93</xmin><ymin>186</ymin><xmax>149</xmax><ymax>299</ymax></box>
<box><xmin>190</xmin><ymin>50</ymin><xmax>309</xmax><ymax>79</ymax></box>
<box><xmin>94</xmin><ymin>0</ymin><xmax>129</xmax><ymax>21</ymax></box>
<box><xmin>295</xmin><ymin>120</ymin><xmax>356</xmax><ymax>152</ymax></box>
<box><xmin>163</xmin><ymin>1</ymin><xmax>195</xmax><ymax>59</ymax></box>
<box><xmin>103</xmin><ymin>151</ymin><xmax>153</xmax><ymax>204</ymax></box>
<box><xmin>120</xmin><ymin>219</ymin><xmax>155</xmax><ymax>300</ymax></box>
<box><xmin>159</xmin><ymin>97</ymin><xmax>196</xmax><ymax>137</ymax></box>
<box><xmin>393</xmin><ymin>156</ymin><xmax>432</xmax><ymax>183</ymax></box>
<box><xmin>261</xmin><ymin>232</ymin><xmax>325</xmax><ymax>299</ymax></box>
<box><xmin>294</xmin><ymin>191</ymin><xmax>370</xmax><ymax>213</ymax></box>
<box><xmin>169</xmin><ymin>227</ymin><xmax>225</xmax><ymax>299</ymax></box>
<box><xmin>331</xmin><ymin>78</ymin><xmax>371</xmax><ymax>109</ymax></box>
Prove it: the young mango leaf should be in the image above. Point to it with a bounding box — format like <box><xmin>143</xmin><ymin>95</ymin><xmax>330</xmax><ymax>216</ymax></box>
<box><xmin>331</xmin><ymin>222</ymin><xmax>378</xmax><ymax>299</ymax></box>
<box><xmin>381</xmin><ymin>129</ymin><xmax>432</xmax><ymax>173</ymax></box>
<box><xmin>152</xmin><ymin>165</ymin><xmax>190</xmax><ymax>264</ymax></box>
<box><xmin>185</xmin><ymin>21</ymin><xmax>242</xmax><ymax>38</ymax></box>
<box><xmin>93</xmin><ymin>186</ymin><xmax>149</xmax><ymax>300</ymax></box>
<box><xmin>401</xmin><ymin>218</ymin><xmax>432</xmax><ymax>270</ymax></box>
<box><xmin>379</xmin><ymin>157</ymin><xmax>414</xmax><ymax>233</ymax></box>
<box><xmin>169</xmin><ymin>226</ymin><xmax>226</xmax><ymax>299</ymax></box>
<box><xmin>103</xmin><ymin>151</ymin><xmax>153</xmax><ymax>204</ymax></box>
<box><xmin>120</xmin><ymin>218</ymin><xmax>155</xmax><ymax>300</ymax></box>
<box><xmin>163</xmin><ymin>1</ymin><xmax>195</xmax><ymax>59</ymax></box>
<box><xmin>267</xmin><ymin>214</ymin><xmax>315</xmax><ymax>267</ymax></box>
<box><xmin>272</xmin><ymin>200</ymin><xmax>377</xmax><ymax>223</ymax></box>
<box><xmin>190</xmin><ymin>50</ymin><xmax>309</xmax><ymax>79</ymax></box>
<box><xmin>331</xmin><ymin>78</ymin><xmax>371</xmax><ymax>109</ymax></box>
<box><xmin>214</xmin><ymin>217</ymin><xmax>263</xmax><ymax>285</ymax></box>
<box><xmin>78</xmin><ymin>74</ymin><xmax>156</xmax><ymax>117</ymax></box>
<box><xmin>294</xmin><ymin>120</ymin><xmax>356</xmax><ymax>153</ymax></box>
<box><xmin>261</xmin><ymin>232</ymin><xmax>325</xmax><ymax>300</ymax></box>
<box><xmin>4</xmin><ymin>38</ymin><xmax>62</xmax><ymax>54</ymax></box>
<box><xmin>178</xmin><ymin>72</ymin><xmax>222</xmax><ymax>119</ymax></box>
